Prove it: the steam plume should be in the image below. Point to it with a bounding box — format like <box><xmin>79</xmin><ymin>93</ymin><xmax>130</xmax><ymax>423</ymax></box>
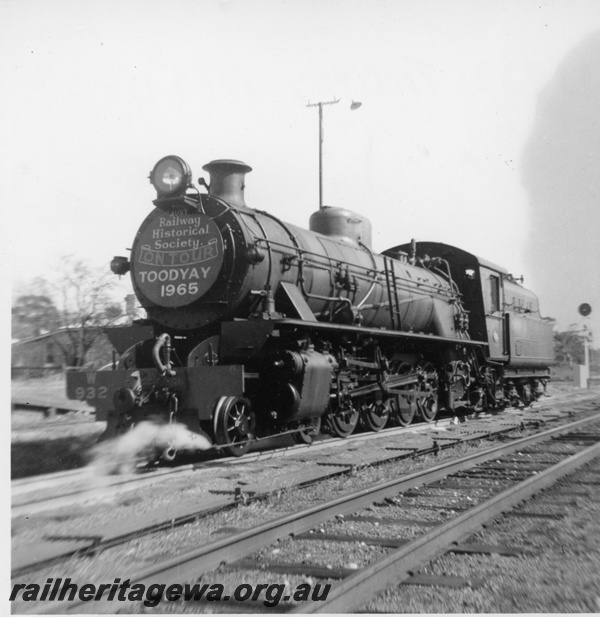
<box><xmin>89</xmin><ymin>421</ymin><xmax>212</xmax><ymax>475</ymax></box>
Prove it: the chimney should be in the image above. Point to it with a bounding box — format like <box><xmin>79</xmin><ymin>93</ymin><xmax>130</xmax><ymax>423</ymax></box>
<box><xmin>202</xmin><ymin>159</ymin><xmax>252</xmax><ymax>208</ymax></box>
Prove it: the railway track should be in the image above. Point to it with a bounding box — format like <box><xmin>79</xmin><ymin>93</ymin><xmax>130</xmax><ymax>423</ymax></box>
<box><xmin>11</xmin><ymin>391</ymin><xmax>591</xmax><ymax>516</ymax></box>
<box><xmin>12</xmin><ymin>395</ymin><xmax>590</xmax><ymax>577</ymax></box>
<box><xmin>11</xmin><ymin>418</ymin><xmax>447</xmax><ymax>521</ymax></box>
<box><xmin>300</xmin><ymin>425</ymin><xmax>600</xmax><ymax>613</ymax></box>
<box><xmin>11</xmin><ymin>394</ymin><xmax>597</xmax><ymax>577</ymax></box>
<box><xmin>10</xmin><ymin>392</ymin><xmax>581</xmax><ymax>492</ymax></box>
<box><xmin>12</xmin><ymin>414</ymin><xmax>453</xmax><ymax>505</ymax></box>
<box><xmin>15</xmin><ymin>401</ymin><xmax>600</xmax><ymax>613</ymax></box>
<box><xmin>9</xmin><ymin>414</ymin><xmax>497</xmax><ymax>576</ymax></box>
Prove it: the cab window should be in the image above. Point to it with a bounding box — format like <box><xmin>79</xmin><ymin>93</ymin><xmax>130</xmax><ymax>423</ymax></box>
<box><xmin>463</xmin><ymin>269</ymin><xmax>478</xmax><ymax>302</ymax></box>
<box><xmin>489</xmin><ymin>274</ymin><xmax>500</xmax><ymax>312</ymax></box>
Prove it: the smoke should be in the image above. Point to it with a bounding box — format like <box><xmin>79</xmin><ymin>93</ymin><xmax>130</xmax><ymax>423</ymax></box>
<box><xmin>88</xmin><ymin>421</ymin><xmax>212</xmax><ymax>476</ymax></box>
<box><xmin>522</xmin><ymin>32</ymin><xmax>600</xmax><ymax>338</ymax></box>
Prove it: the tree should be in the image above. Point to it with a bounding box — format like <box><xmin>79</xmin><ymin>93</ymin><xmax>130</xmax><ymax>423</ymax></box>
<box><xmin>553</xmin><ymin>330</ymin><xmax>585</xmax><ymax>365</ymax></box>
<box><xmin>12</xmin><ymin>256</ymin><xmax>124</xmax><ymax>367</ymax></box>
<box><xmin>50</xmin><ymin>256</ymin><xmax>124</xmax><ymax>367</ymax></box>
<box><xmin>11</xmin><ymin>293</ymin><xmax>59</xmax><ymax>340</ymax></box>
<box><xmin>591</xmin><ymin>347</ymin><xmax>600</xmax><ymax>372</ymax></box>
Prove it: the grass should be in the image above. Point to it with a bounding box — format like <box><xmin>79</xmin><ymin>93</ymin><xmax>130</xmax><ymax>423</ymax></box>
<box><xmin>11</xmin><ymin>374</ymin><xmax>103</xmax><ymax>478</ymax></box>
<box><xmin>11</xmin><ymin>432</ymin><xmax>103</xmax><ymax>479</ymax></box>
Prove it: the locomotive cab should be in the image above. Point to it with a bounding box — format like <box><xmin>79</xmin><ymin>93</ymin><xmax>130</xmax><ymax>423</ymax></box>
<box><xmin>386</xmin><ymin>241</ymin><xmax>554</xmax><ymax>402</ymax></box>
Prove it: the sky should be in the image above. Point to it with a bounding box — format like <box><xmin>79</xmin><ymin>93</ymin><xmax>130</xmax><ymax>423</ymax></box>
<box><xmin>4</xmin><ymin>0</ymin><xmax>600</xmax><ymax>338</ymax></box>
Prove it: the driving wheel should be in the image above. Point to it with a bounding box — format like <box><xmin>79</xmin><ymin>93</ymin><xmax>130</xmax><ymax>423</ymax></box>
<box><xmin>390</xmin><ymin>394</ymin><xmax>415</xmax><ymax>426</ymax></box>
<box><xmin>214</xmin><ymin>396</ymin><xmax>255</xmax><ymax>457</ymax></box>
<box><xmin>328</xmin><ymin>404</ymin><xmax>360</xmax><ymax>438</ymax></box>
<box><xmin>360</xmin><ymin>399</ymin><xmax>389</xmax><ymax>432</ymax></box>
<box><xmin>418</xmin><ymin>393</ymin><xmax>438</xmax><ymax>422</ymax></box>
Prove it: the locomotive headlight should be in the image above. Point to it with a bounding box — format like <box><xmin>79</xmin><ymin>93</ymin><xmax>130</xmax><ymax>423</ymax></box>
<box><xmin>149</xmin><ymin>155</ymin><xmax>192</xmax><ymax>197</ymax></box>
<box><xmin>110</xmin><ymin>256</ymin><xmax>130</xmax><ymax>276</ymax></box>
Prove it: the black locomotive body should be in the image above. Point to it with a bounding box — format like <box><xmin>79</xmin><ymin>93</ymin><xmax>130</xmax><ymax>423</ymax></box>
<box><xmin>67</xmin><ymin>156</ymin><xmax>554</xmax><ymax>456</ymax></box>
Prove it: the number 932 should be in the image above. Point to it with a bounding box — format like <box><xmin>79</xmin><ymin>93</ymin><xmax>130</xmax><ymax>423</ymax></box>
<box><xmin>75</xmin><ymin>386</ymin><xmax>108</xmax><ymax>400</ymax></box>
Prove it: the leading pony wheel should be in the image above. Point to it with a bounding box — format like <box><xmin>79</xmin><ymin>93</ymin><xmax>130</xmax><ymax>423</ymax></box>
<box><xmin>214</xmin><ymin>396</ymin><xmax>255</xmax><ymax>457</ymax></box>
<box><xmin>293</xmin><ymin>416</ymin><xmax>322</xmax><ymax>445</ymax></box>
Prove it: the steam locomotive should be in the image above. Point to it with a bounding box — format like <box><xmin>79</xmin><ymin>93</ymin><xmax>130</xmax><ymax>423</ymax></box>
<box><xmin>67</xmin><ymin>156</ymin><xmax>554</xmax><ymax>456</ymax></box>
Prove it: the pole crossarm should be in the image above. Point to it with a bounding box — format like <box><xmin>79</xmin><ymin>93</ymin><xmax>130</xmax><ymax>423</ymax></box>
<box><xmin>306</xmin><ymin>98</ymin><xmax>340</xmax><ymax>108</ymax></box>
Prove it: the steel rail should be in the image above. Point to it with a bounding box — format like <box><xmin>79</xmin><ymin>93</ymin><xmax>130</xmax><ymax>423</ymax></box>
<box><xmin>11</xmin><ymin>417</ymin><xmax>455</xmax><ymax>515</ymax></box>
<box><xmin>10</xmin><ymin>461</ymin><xmax>194</xmax><ymax>498</ymax></box>
<box><xmin>11</xmin><ymin>467</ymin><xmax>193</xmax><ymax>517</ymax></box>
<box><xmin>10</xmin><ymin>389</ymin><xmax>588</xmax><ymax>492</ymax></box>
<box><xmin>33</xmin><ymin>412</ymin><xmax>600</xmax><ymax>616</ymax></box>
<box><xmin>13</xmin><ymin>396</ymin><xmax>596</xmax><ymax>581</ymax></box>
<box><xmin>12</xmin><ymin>416</ymin><xmax>509</xmax><ymax>577</ymax></box>
<box><xmin>302</xmin><ymin>438</ymin><xmax>600</xmax><ymax>613</ymax></box>
<box><xmin>12</xmin><ymin>468</ymin><xmax>86</xmax><ymax>490</ymax></box>
<box><xmin>127</xmin><ymin>413</ymin><xmax>599</xmax><ymax>587</ymax></box>
<box><xmin>127</xmin><ymin>414</ymin><xmax>600</xmax><ymax>584</ymax></box>
<box><xmin>2</xmin><ymin>408</ymin><xmax>547</xmax><ymax>509</ymax></box>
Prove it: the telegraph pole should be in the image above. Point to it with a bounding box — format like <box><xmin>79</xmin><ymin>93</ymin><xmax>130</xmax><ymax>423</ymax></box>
<box><xmin>306</xmin><ymin>98</ymin><xmax>340</xmax><ymax>209</ymax></box>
